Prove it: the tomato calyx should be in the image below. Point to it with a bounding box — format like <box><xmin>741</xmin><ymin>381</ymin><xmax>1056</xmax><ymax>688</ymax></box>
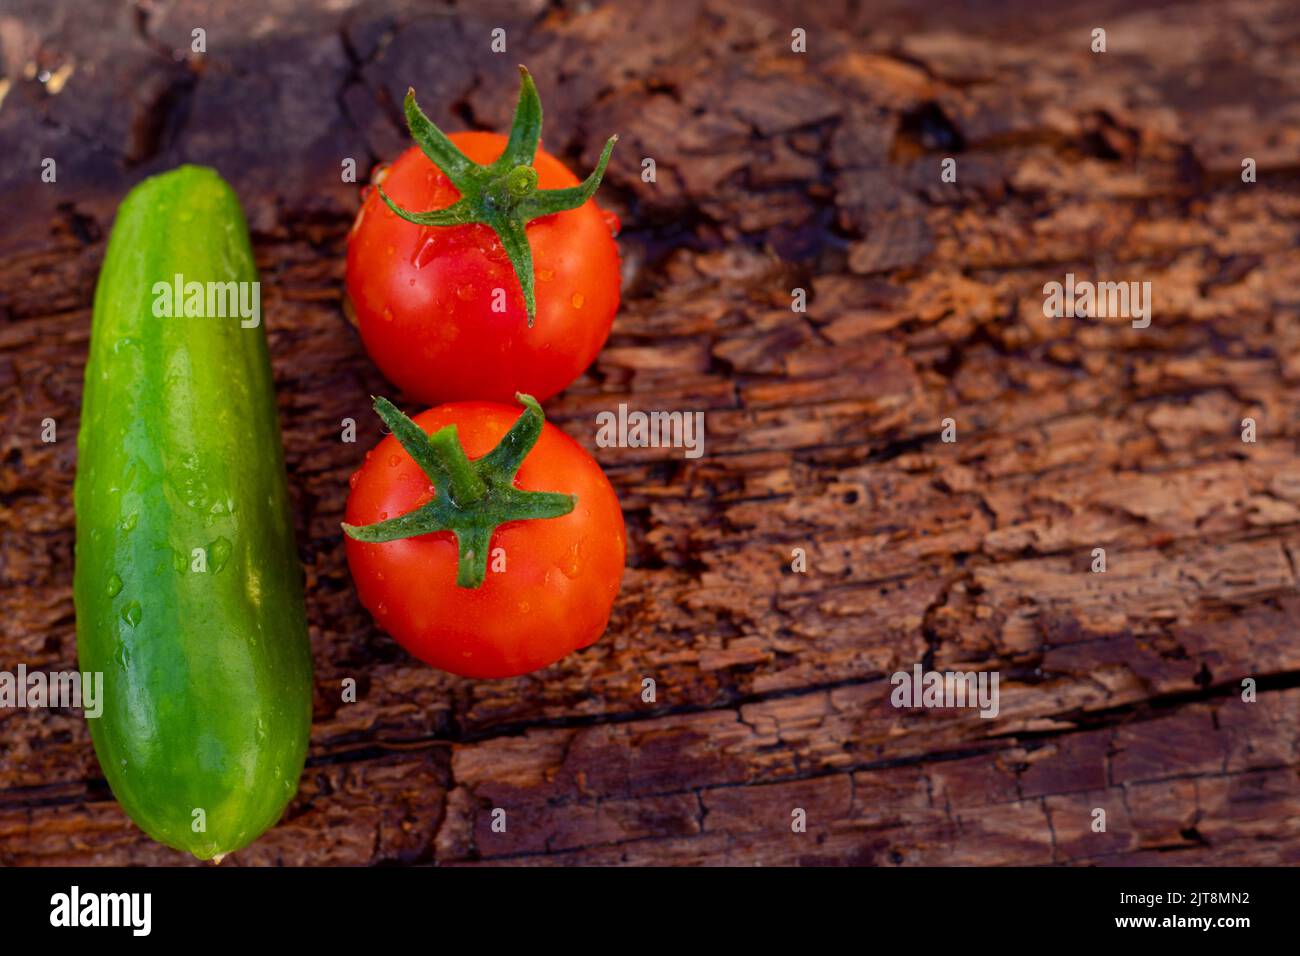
<box><xmin>341</xmin><ymin>393</ymin><xmax>576</xmax><ymax>588</ymax></box>
<box><xmin>375</xmin><ymin>65</ymin><xmax>618</xmax><ymax>328</ymax></box>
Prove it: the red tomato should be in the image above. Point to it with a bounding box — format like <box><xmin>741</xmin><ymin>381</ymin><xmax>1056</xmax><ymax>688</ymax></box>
<box><xmin>344</xmin><ymin>401</ymin><xmax>626</xmax><ymax>678</ymax></box>
<box><xmin>346</xmin><ymin>132</ymin><xmax>621</xmax><ymax>404</ymax></box>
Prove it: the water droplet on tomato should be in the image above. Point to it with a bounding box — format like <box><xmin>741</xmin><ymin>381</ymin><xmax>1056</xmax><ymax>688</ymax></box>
<box><xmin>377</xmin><ymin>602</ymin><xmax>388</xmax><ymax>616</ymax></box>
<box><xmin>602</xmin><ymin>210</ymin><xmax>621</xmax><ymax>236</ymax></box>
<box><xmin>349</xmin><ymin>471</ymin><xmax>360</xmax><ymax>489</ymax></box>
<box><xmin>385</xmin><ymin>244</ymin><xmax>395</xmax><ymax>257</ymax></box>
<box><xmin>382</xmin><ymin>306</ymin><xmax>394</xmax><ymax>322</ymax></box>
<box><xmin>571</xmin><ymin>292</ymin><xmax>585</xmax><ymax>309</ymax></box>
<box><xmin>561</xmin><ymin>540</ymin><xmax>583</xmax><ymax>579</ymax></box>
<box><xmin>538</xmin><ymin>268</ymin><xmax>554</xmax><ymax>282</ymax></box>
<box><xmin>456</xmin><ymin>284</ymin><xmax>476</xmax><ymax>301</ymax></box>
<box><xmin>378</xmin><ymin>511</ymin><xmax>388</xmax><ymax>520</ymax></box>
<box><xmin>388</xmin><ymin>454</ymin><xmax>400</xmax><ymax>467</ymax></box>
<box><xmin>411</xmin><ymin>230</ymin><xmax>440</xmax><ymax>269</ymax></box>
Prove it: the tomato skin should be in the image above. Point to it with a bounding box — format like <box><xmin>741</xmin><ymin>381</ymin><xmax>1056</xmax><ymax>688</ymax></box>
<box><xmin>346</xmin><ymin>132</ymin><xmax>621</xmax><ymax>404</ymax></box>
<box><xmin>344</xmin><ymin>402</ymin><xmax>626</xmax><ymax>678</ymax></box>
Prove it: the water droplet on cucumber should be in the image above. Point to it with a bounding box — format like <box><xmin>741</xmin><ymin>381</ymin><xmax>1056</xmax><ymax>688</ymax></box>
<box><xmin>122</xmin><ymin>601</ymin><xmax>142</xmax><ymax>627</ymax></box>
<box><xmin>209</xmin><ymin>536</ymin><xmax>233</xmax><ymax>573</ymax></box>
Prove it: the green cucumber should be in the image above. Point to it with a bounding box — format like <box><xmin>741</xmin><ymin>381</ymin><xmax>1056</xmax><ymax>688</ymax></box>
<box><xmin>74</xmin><ymin>165</ymin><xmax>312</xmax><ymax>860</ymax></box>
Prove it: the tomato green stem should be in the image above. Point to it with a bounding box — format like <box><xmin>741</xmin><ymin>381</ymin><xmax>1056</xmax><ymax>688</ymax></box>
<box><xmin>426</xmin><ymin>427</ymin><xmax>486</xmax><ymax>507</ymax></box>
<box><xmin>342</xmin><ymin>393</ymin><xmax>576</xmax><ymax>588</ymax></box>
<box><xmin>376</xmin><ymin>65</ymin><xmax>618</xmax><ymax>327</ymax></box>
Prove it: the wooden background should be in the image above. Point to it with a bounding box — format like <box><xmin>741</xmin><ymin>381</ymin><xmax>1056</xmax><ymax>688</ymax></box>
<box><xmin>3</xmin><ymin>0</ymin><xmax>1300</xmax><ymax>865</ymax></box>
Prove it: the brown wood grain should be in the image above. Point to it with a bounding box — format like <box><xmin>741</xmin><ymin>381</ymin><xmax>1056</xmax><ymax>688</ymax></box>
<box><xmin>2</xmin><ymin>0</ymin><xmax>1300</xmax><ymax>865</ymax></box>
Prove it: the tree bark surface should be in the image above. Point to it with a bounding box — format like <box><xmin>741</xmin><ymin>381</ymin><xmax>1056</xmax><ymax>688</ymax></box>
<box><xmin>1</xmin><ymin>0</ymin><xmax>1299</xmax><ymax>864</ymax></box>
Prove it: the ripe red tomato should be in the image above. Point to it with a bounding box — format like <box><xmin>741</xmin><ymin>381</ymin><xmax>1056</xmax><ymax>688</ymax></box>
<box><xmin>346</xmin><ymin>132</ymin><xmax>621</xmax><ymax>404</ymax></box>
<box><xmin>344</xmin><ymin>400</ymin><xmax>626</xmax><ymax>678</ymax></box>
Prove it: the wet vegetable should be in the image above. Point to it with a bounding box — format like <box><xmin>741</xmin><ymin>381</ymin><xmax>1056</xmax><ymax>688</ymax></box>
<box><xmin>74</xmin><ymin>165</ymin><xmax>313</xmax><ymax>860</ymax></box>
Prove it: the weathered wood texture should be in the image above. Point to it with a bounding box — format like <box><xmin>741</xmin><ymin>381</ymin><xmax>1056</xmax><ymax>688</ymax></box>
<box><xmin>3</xmin><ymin>0</ymin><xmax>1300</xmax><ymax>865</ymax></box>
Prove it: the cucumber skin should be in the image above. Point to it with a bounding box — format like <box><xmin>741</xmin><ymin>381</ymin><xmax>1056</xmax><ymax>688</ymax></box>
<box><xmin>74</xmin><ymin>165</ymin><xmax>312</xmax><ymax>860</ymax></box>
